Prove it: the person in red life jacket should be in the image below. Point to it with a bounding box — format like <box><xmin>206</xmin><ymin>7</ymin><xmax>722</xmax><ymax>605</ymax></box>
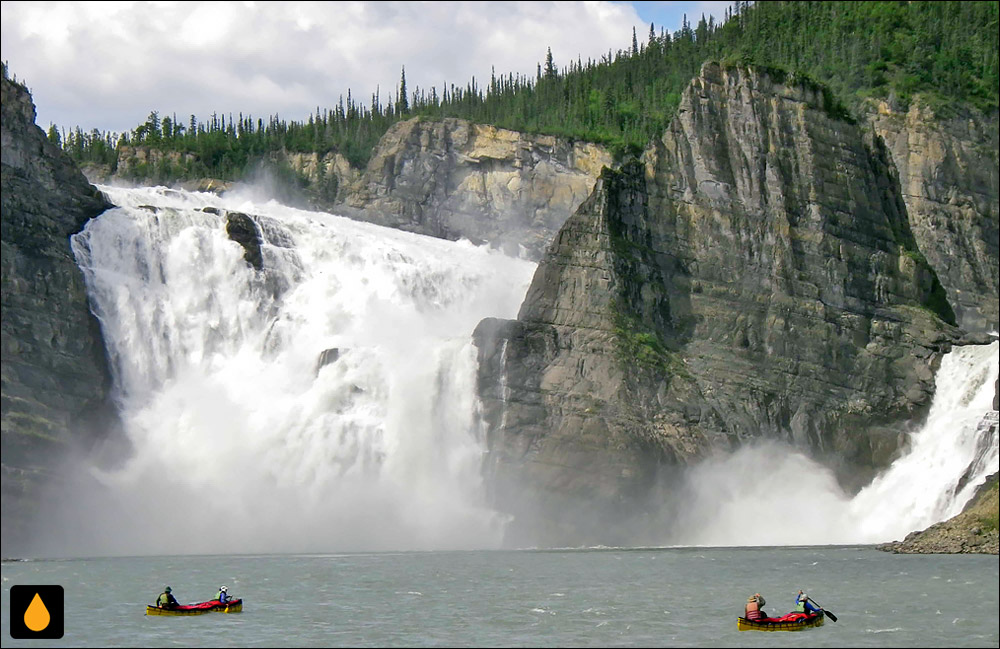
<box><xmin>745</xmin><ymin>593</ymin><xmax>767</xmax><ymax>620</ymax></box>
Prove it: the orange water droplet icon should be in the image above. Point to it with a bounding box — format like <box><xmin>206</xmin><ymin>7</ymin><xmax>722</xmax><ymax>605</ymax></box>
<box><xmin>25</xmin><ymin>592</ymin><xmax>51</xmax><ymax>632</ymax></box>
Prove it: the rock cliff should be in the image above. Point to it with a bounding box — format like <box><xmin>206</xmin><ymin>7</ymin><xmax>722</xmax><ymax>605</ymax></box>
<box><xmin>1</xmin><ymin>74</ymin><xmax>118</xmax><ymax>555</ymax></box>
<box><xmin>475</xmin><ymin>63</ymin><xmax>962</xmax><ymax>548</ymax></box>
<box><xmin>336</xmin><ymin>117</ymin><xmax>612</xmax><ymax>259</ymax></box>
<box><xmin>868</xmin><ymin>101</ymin><xmax>999</xmax><ymax>333</ymax></box>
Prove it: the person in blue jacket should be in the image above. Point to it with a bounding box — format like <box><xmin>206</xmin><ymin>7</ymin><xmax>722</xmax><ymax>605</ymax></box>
<box><xmin>215</xmin><ymin>585</ymin><xmax>230</xmax><ymax>604</ymax></box>
<box><xmin>795</xmin><ymin>590</ymin><xmax>821</xmax><ymax>614</ymax></box>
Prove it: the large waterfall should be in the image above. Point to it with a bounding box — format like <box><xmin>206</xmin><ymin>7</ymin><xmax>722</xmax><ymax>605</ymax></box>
<box><xmin>64</xmin><ymin>184</ymin><xmax>537</xmax><ymax>556</ymax></box>
<box><xmin>55</xmin><ymin>185</ymin><xmax>997</xmax><ymax>556</ymax></box>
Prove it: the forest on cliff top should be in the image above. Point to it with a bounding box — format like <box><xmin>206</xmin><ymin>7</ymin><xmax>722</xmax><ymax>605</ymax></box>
<box><xmin>21</xmin><ymin>0</ymin><xmax>999</xmax><ymax>184</ymax></box>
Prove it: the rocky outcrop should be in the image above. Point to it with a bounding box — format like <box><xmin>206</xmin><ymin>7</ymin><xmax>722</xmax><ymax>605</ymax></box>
<box><xmin>878</xmin><ymin>469</ymin><xmax>999</xmax><ymax>554</ymax></box>
<box><xmin>867</xmin><ymin>101</ymin><xmax>999</xmax><ymax>333</ymax></box>
<box><xmin>475</xmin><ymin>63</ymin><xmax>961</xmax><ymax>548</ymax></box>
<box><xmin>225</xmin><ymin>211</ymin><xmax>264</xmax><ymax>270</ymax></box>
<box><xmin>338</xmin><ymin>117</ymin><xmax>612</xmax><ymax>259</ymax></box>
<box><xmin>284</xmin><ymin>150</ymin><xmax>358</xmax><ymax>204</ymax></box>
<box><xmin>113</xmin><ymin>145</ymin><xmax>196</xmax><ymax>180</ymax></box>
<box><xmin>1</xmin><ymin>73</ymin><xmax>118</xmax><ymax>555</ymax></box>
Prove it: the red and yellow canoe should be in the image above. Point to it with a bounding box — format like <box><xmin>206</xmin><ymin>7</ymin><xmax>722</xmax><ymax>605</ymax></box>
<box><xmin>146</xmin><ymin>598</ymin><xmax>243</xmax><ymax>616</ymax></box>
<box><xmin>737</xmin><ymin>611</ymin><xmax>824</xmax><ymax>631</ymax></box>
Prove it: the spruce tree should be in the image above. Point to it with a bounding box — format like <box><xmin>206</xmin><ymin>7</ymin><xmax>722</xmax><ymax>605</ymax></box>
<box><xmin>46</xmin><ymin>124</ymin><xmax>61</xmax><ymax>147</ymax></box>
<box><xmin>545</xmin><ymin>47</ymin><xmax>556</xmax><ymax>79</ymax></box>
<box><xmin>398</xmin><ymin>66</ymin><xmax>409</xmax><ymax>114</ymax></box>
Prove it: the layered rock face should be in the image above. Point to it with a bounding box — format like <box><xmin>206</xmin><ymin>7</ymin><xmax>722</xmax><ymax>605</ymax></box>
<box><xmin>868</xmin><ymin>101</ymin><xmax>999</xmax><ymax>333</ymax></box>
<box><xmin>339</xmin><ymin>117</ymin><xmax>612</xmax><ymax>259</ymax></box>
<box><xmin>1</xmin><ymin>75</ymin><xmax>117</xmax><ymax>554</ymax></box>
<box><xmin>475</xmin><ymin>63</ymin><xmax>960</xmax><ymax>548</ymax></box>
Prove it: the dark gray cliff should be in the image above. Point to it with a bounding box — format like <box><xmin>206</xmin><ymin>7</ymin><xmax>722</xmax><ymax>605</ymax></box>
<box><xmin>1</xmin><ymin>74</ymin><xmax>117</xmax><ymax>555</ymax></box>
<box><xmin>475</xmin><ymin>63</ymin><xmax>961</xmax><ymax>548</ymax></box>
<box><xmin>868</xmin><ymin>101</ymin><xmax>999</xmax><ymax>333</ymax></box>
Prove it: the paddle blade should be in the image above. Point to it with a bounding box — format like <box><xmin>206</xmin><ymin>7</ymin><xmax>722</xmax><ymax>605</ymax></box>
<box><xmin>824</xmin><ymin>610</ymin><xmax>838</xmax><ymax>622</ymax></box>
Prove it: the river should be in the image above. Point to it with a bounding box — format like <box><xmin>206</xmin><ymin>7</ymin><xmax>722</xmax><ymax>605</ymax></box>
<box><xmin>3</xmin><ymin>546</ymin><xmax>997</xmax><ymax>647</ymax></box>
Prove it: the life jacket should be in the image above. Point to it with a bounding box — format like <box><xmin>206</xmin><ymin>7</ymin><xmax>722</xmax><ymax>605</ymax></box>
<box><xmin>157</xmin><ymin>592</ymin><xmax>174</xmax><ymax>607</ymax></box>
<box><xmin>795</xmin><ymin>596</ymin><xmax>807</xmax><ymax>613</ymax></box>
<box><xmin>745</xmin><ymin>599</ymin><xmax>762</xmax><ymax>620</ymax></box>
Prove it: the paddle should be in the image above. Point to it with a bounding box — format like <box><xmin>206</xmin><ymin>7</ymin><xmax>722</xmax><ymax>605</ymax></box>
<box><xmin>808</xmin><ymin>598</ymin><xmax>838</xmax><ymax>622</ymax></box>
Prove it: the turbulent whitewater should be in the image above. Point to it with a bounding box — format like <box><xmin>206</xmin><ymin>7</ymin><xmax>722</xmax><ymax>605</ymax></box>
<box><xmin>65</xmin><ymin>184</ymin><xmax>537</xmax><ymax>556</ymax></box>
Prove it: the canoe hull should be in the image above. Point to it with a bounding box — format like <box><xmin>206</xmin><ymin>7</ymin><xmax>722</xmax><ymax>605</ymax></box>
<box><xmin>146</xmin><ymin>599</ymin><xmax>243</xmax><ymax>616</ymax></box>
<box><xmin>737</xmin><ymin>611</ymin><xmax>824</xmax><ymax>632</ymax></box>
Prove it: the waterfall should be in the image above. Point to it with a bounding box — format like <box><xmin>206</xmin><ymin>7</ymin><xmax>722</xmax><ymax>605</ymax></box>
<box><xmin>482</xmin><ymin>339</ymin><xmax>510</xmax><ymax>508</ymax></box>
<box><xmin>65</xmin><ymin>185</ymin><xmax>537</xmax><ymax>556</ymax></box>
<box><xmin>847</xmin><ymin>340</ymin><xmax>999</xmax><ymax>541</ymax></box>
<box><xmin>669</xmin><ymin>340</ymin><xmax>999</xmax><ymax>547</ymax></box>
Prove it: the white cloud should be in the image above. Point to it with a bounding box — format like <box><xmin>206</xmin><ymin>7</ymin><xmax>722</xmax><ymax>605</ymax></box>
<box><xmin>1</xmin><ymin>0</ymin><xmax>676</xmax><ymax>134</ymax></box>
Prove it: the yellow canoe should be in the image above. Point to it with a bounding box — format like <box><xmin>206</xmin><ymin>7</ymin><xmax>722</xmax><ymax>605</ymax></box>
<box><xmin>146</xmin><ymin>599</ymin><xmax>243</xmax><ymax>616</ymax></box>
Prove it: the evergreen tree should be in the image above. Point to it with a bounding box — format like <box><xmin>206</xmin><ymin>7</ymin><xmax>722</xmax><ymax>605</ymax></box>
<box><xmin>544</xmin><ymin>47</ymin><xmax>557</xmax><ymax>79</ymax></box>
<box><xmin>398</xmin><ymin>66</ymin><xmax>409</xmax><ymax>114</ymax></box>
<box><xmin>46</xmin><ymin>124</ymin><xmax>61</xmax><ymax>147</ymax></box>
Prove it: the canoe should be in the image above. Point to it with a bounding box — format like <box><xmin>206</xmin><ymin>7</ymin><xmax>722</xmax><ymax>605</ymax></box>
<box><xmin>146</xmin><ymin>598</ymin><xmax>243</xmax><ymax>616</ymax></box>
<box><xmin>737</xmin><ymin>610</ymin><xmax>824</xmax><ymax>631</ymax></box>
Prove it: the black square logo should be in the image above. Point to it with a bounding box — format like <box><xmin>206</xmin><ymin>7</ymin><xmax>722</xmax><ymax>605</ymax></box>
<box><xmin>9</xmin><ymin>585</ymin><xmax>64</xmax><ymax>639</ymax></box>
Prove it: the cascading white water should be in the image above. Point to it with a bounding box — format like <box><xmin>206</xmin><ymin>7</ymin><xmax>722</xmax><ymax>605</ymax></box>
<box><xmin>670</xmin><ymin>340</ymin><xmax>999</xmax><ymax>546</ymax></box>
<box><xmin>847</xmin><ymin>340</ymin><xmax>999</xmax><ymax>541</ymax></box>
<box><xmin>65</xmin><ymin>184</ymin><xmax>537</xmax><ymax>556</ymax></box>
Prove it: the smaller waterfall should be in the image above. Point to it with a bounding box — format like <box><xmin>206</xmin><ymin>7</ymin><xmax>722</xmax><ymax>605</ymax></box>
<box><xmin>848</xmin><ymin>340</ymin><xmax>999</xmax><ymax>541</ymax></box>
<box><xmin>483</xmin><ymin>339</ymin><xmax>511</xmax><ymax>506</ymax></box>
<box><xmin>498</xmin><ymin>339</ymin><xmax>511</xmax><ymax>432</ymax></box>
<box><xmin>669</xmin><ymin>340</ymin><xmax>999</xmax><ymax>547</ymax></box>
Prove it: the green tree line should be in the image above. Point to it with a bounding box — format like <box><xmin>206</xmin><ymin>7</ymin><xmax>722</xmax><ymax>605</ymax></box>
<box><xmin>49</xmin><ymin>1</ymin><xmax>999</xmax><ymax>185</ymax></box>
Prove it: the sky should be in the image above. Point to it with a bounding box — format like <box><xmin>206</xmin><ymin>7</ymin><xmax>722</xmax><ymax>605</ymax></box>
<box><xmin>1</xmin><ymin>1</ymin><xmax>732</xmax><ymax>136</ymax></box>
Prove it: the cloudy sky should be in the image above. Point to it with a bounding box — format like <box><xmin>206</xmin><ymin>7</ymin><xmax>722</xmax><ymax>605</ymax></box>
<box><xmin>2</xmin><ymin>1</ymin><xmax>731</xmax><ymax>135</ymax></box>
